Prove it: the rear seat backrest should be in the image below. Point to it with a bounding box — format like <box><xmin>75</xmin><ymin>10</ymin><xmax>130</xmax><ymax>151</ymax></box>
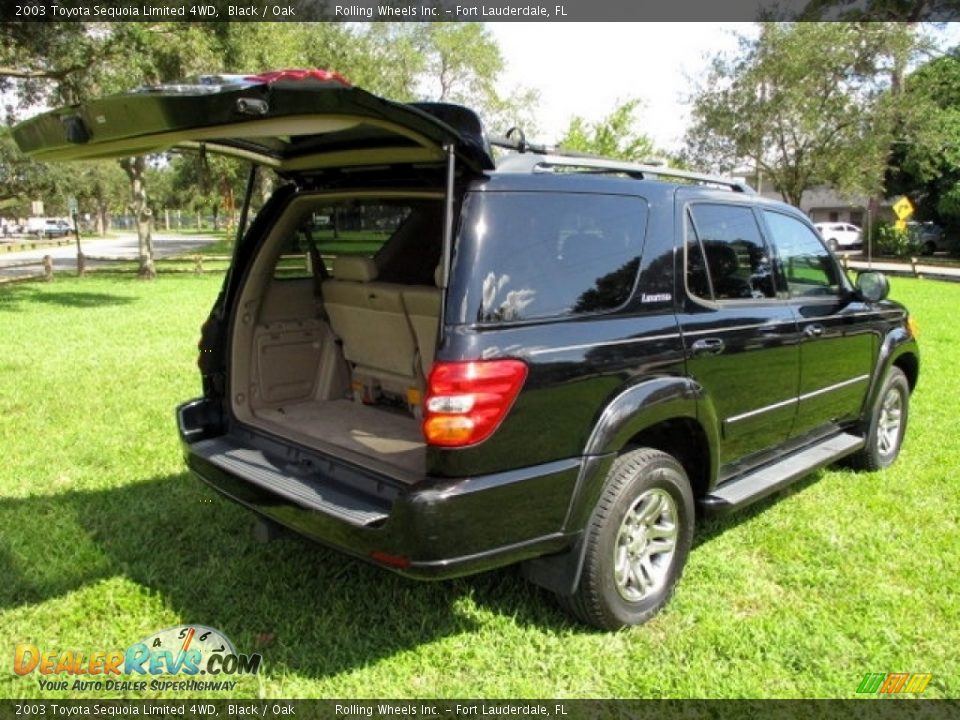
<box><xmin>402</xmin><ymin>286</ymin><xmax>441</xmax><ymax>377</ymax></box>
<box><xmin>401</xmin><ymin>264</ymin><xmax>443</xmax><ymax>378</ymax></box>
<box><xmin>323</xmin><ymin>257</ymin><xmax>420</xmax><ymax>395</ymax></box>
<box><xmin>331</xmin><ymin>255</ymin><xmax>378</xmax><ymax>282</ymax></box>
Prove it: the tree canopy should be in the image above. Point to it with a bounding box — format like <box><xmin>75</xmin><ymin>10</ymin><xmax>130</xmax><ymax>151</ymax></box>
<box><xmin>886</xmin><ymin>46</ymin><xmax>960</xmax><ymax>228</ymax></box>
<box><xmin>0</xmin><ymin>21</ymin><xmax>538</xmax><ymax>273</ymax></box>
<box><xmin>557</xmin><ymin>99</ymin><xmax>658</xmax><ymax>162</ymax></box>
<box><xmin>684</xmin><ymin>22</ymin><xmax>923</xmax><ymax>207</ymax></box>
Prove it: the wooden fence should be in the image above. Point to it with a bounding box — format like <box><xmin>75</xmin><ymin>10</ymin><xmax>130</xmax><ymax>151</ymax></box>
<box><xmin>0</xmin><ymin>252</ymin><xmax>320</xmax><ymax>285</ymax></box>
<box><xmin>0</xmin><ymin>255</ymin><xmax>55</xmax><ymax>284</ymax></box>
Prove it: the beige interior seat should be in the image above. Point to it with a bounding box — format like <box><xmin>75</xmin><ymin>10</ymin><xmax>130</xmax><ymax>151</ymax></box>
<box><xmin>324</xmin><ymin>256</ymin><xmax>420</xmax><ymax>395</ymax></box>
<box><xmin>401</xmin><ymin>267</ymin><xmax>442</xmax><ymax>378</ymax></box>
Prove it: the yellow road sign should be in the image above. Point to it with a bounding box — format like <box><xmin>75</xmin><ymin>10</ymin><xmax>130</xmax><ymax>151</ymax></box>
<box><xmin>893</xmin><ymin>196</ymin><xmax>914</xmax><ymax>221</ymax></box>
<box><xmin>895</xmin><ymin>219</ymin><xmax>907</xmax><ymax>231</ymax></box>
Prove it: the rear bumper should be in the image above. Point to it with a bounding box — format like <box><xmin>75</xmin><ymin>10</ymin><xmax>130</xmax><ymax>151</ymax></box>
<box><xmin>178</xmin><ymin>398</ymin><xmax>579</xmax><ymax>579</ymax></box>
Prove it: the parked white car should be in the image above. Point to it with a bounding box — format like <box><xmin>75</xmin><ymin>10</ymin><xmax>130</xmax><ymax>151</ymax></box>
<box><xmin>24</xmin><ymin>217</ymin><xmax>72</xmax><ymax>238</ymax></box>
<box><xmin>814</xmin><ymin>222</ymin><xmax>862</xmax><ymax>252</ymax></box>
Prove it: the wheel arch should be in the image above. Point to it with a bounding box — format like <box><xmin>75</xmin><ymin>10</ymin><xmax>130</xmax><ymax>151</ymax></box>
<box><xmin>576</xmin><ymin>376</ymin><xmax>718</xmax><ymax>517</ymax></box>
<box><xmin>861</xmin><ymin>327</ymin><xmax>919</xmax><ymax>427</ymax></box>
<box><xmin>621</xmin><ymin>417</ymin><xmax>711</xmax><ymax>502</ymax></box>
<box><xmin>521</xmin><ymin>376</ymin><xmax>718</xmax><ymax>596</ymax></box>
<box><xmin>893</xmin><ymin>349</ymin><xmax>919</xmax><ymax>392</ymax></box>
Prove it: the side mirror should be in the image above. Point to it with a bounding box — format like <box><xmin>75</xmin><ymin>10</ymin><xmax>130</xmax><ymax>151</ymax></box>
<box><xmin>856</xmin><ymin>271</ymin><xmax>890</xmax><ymax>302</ymax></box>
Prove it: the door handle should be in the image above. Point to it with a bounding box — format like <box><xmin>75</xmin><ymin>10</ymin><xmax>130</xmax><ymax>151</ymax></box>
<box><xmin>690</xmin><ymin>338</ymin><xmax>725</xmax><ymax>356</ymax></box>
<box><xmin>804</xmin><ymin>324</ymin><xmax>825</xmax><ymax>338</ymax></box>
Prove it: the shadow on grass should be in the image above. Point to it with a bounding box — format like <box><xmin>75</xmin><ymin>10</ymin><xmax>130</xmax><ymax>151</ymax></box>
<box><xmin>0</xmin><ymin>283</ymin><xmax>136</xmax><ymax>312</ymax></box>
<box><xmin>0</xmin><ymin>472</ymin><xmax>574</xmax><ymax>679</ymax></box>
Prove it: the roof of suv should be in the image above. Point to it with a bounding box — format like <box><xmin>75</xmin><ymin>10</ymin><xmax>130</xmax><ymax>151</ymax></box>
<box><xmin>480</xmin><ymin>152</ymin><xmax>781</xmax><ymax>209</ymax></box>
<box><xmin>494</xmin><ymin>152</ymin><xmax>754</xmax><ymax>193</ymax></box>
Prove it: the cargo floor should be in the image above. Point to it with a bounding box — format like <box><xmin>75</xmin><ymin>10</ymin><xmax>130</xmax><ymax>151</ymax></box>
<box><xmin>256</xmin><ymin>399</ymin><xmax>426</xmax><ymax>477</ymax></box>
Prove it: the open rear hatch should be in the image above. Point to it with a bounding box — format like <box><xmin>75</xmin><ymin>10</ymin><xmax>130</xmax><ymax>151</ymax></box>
<box><xmin>12</xmin><ymin>70</ymin><xmax>495</xmax><ymax>172</ymax></box>
<box><xmin>13</xmin><ymin>70</ymin><xmax>490</xmax><ymax>492</ymax></box>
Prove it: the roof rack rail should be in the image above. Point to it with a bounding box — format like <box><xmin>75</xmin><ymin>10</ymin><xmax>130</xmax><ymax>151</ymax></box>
<box><xmin>495</xmin><ymin>151</ymin><xmax>755</xmax><ymax>194</ymax></box>
<box><xmin>488</xmin><ymin>127</ymin><xmax>550</xmax><ymax>155</ymax></box>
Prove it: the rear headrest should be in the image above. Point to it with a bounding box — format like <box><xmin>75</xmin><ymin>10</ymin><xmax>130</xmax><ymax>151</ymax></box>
<box><xmin>333</xmin><ymin>256</ymin><xmax>378</xmax><ymax>282</ymax></box>
<box><xmin>434</xmin><ymin>264</ymin><xmax>444</xmax><ymax>288</ymax></box>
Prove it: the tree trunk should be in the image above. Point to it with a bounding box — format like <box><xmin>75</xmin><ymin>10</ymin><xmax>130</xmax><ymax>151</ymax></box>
<box><xmin>120</xmin><ymin>156</ymin><xmax>156</xmax><ymax>279</ymax></box>
<box><xmin>784</xmin><ymin>187</ymin><xmax>804</xmax><ymax>209</ymax></box>
<box><xmin>95</xmin><ymin>205</ymin><xmax>106</xmax><ymax>236</ymax></box>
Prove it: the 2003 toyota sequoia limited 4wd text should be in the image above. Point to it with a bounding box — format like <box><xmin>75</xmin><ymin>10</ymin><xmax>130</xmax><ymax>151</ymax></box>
<box><xmin>15</xmin><ymin>70</ymin><xmax>919</xmax><ymax>629</ymax></box>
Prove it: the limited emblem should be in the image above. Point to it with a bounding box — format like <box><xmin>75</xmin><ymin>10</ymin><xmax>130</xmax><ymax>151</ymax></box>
<box><xmin>641</xmin><ymin>293</ymin><xmax>672</xmax><ymax>303</ymax></box>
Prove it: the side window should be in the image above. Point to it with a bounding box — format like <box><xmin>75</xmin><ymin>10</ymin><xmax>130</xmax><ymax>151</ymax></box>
<box><xmin>686</xmin><ymin>204</ymin><xmax>776</xmax><ymax>301</ymax></box>
<box><xmin>685</xmin><ymin>212</ymin><xmax>712</xmax><ymax>299</ymax></box>
<box><xmin>762</xmin><ymin>210</ymin><xmax>842</xmax><ymax>298</ymax></box>
<box><xmin>449</xmin><ymin>192</ymin><xmax>647</xmax><ymax>324</ymax></box>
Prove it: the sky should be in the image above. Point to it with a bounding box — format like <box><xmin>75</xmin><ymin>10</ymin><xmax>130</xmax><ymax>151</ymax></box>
<box><xmin>5</xmin><ymin>21</ymin><xmax>959</xmax><ymax>155</ymax></box>
<box><xmin>489</xmin><ymin>22</ymin><xmax>960</xmax><ymax>153</ymax></box>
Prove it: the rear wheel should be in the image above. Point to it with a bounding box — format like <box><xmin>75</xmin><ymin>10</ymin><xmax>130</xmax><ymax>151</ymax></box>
<box><xmin>827</xmin><ymin>238</ymin><xmax>839</xmax><ymax>252</ymax></box>
<box><xmin>848</xmin><ymin>367</ymin><xmax>910</xmax><ymax>471</ymax></box>
<box><xmin>558</xmin><ymin>448</ymin><xmax>694</xmax><ymax>630</ymax></box>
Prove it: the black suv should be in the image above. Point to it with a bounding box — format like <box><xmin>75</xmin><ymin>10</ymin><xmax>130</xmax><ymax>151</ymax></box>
<box><xmin>15</xmin><ymin>72</ymin><xmax>919</xmax><ymax>629</ymax></box>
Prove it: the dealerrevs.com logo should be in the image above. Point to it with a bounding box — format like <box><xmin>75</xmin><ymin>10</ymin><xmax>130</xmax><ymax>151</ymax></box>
<box><xmin>14</xmin><ymin>625</ymin><xmax>262</xmax><ymax>693</ymax></box>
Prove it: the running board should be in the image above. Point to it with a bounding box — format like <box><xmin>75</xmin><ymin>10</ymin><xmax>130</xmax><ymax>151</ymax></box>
<box><xmin>191</xmin><ymin>437</ymin><xmax>390</xmax><ymax>527</ymax></box>
<box><xmin>699</xmin><ymin>433</ymin><xmax>864</xmax><ymax>517</ymax></box>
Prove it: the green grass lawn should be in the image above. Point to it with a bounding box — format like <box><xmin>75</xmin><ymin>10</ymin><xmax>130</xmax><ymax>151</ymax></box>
<box><xmin>182</xmin><ymin>229</ymin><xmax>388</xmax><ymax>259</ymax></box>
<box><xmin>0</xmin><ymin>274</ymin><xmax>956</xmax><ymax>700</ymax></box>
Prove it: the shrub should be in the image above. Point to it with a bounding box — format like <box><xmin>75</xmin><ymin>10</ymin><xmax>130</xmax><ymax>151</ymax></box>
<box><xmin>874</xmin><ymin>223</ymin><xmax>915</xmax><ymax>258</ymax></box>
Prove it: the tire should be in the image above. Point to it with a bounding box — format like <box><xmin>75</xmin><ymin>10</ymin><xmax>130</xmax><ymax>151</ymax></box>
<box><xmin>848</xmin><ymin>367</ymin><xmax>910</xmax><ymax>471</ymax></box>
<box><xmin>827</xmin><ymin>239</ymin><xmax>839</xmax><ymax>252</ymax></box>
<box><xmin>922</xmin><ymin>241</ymin><xmax>936</xmax><ymax>256</ymax></box>
<box><xmin>558</xmin><ymin>448</ymin><xmax>695</xmax><ymax>630</ymax></box>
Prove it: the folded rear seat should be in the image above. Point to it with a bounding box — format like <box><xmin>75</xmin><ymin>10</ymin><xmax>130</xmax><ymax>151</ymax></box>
<box><xmin>401</xmin><ymin>267</ymin><xmax>442</xmax><ymax>379</ymax></box>
<box><xmin>323</xmin><ymin>256</ymin><xmax>423</xmax><ymax>400</ymax></box>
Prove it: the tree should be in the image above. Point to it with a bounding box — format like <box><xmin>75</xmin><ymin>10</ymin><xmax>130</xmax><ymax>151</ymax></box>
<box><xmin>75</xmin><ymin>162</ymin><xmax>128</xmax><ymax>236</ymax></box>
<box><xmin>796</xmin><ymin>0</ymin><xmax>952</xmax><ymax>21</ymax></box>
<box><xmin>886</xmin><ymin>47</ymin><xmax>960</xmax><ymax>229</ymax></box>
<box><xmin>558</xmin><ymin>99</ymin><xmax>659</xmax><ymax>162</ymax></box>
<box><xmin>167</xmin><ymin>152</ymin><xmax>249</xmax><ymax>233</ymax></box>
<box><xmin>0</xmin><ymin>127</ymin><xmax>64</xmax><ymax>217</ymax></box>
<box><xmin>684</xmin><ymin>22</ymin><xmax>922</xmax><ymax>206</ymax></box>
<box><xmin>411</xmin><ymin>23</ymin><xmax>539</xmax><ymax>135</ymax></box>
<box><xmin>2</xmin><ymin>21</ymin><xmax>538</xmax><ymax>267</ymax></box>
<box><xmin>2</xmin><ymin>22</ymin><xmax>225</xmax><ymax>277</ymax></box>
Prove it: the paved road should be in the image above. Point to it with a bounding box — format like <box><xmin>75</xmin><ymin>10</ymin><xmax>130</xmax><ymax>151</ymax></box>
<box><xmin>0</xmin><ymin>232</ymin><xmax>219</xmax><ymax>281</ymax></box>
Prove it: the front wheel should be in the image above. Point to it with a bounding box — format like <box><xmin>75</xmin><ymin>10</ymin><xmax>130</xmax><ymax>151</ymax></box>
<box><xmin>558</xmin><ymin>448</ymin><xmax>694</xmax><ymax>630</ymax></box>
<box><xmin>848</xmin><ymin>367</ymin><xmax>910</xmax><ymax>471</ymax></box>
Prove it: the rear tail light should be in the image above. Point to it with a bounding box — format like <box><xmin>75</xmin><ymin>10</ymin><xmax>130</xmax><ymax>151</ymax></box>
<box><xmin>422</xmin><ymin>360</ymin><xmax>528</xmax><ymax>447</ymax></box>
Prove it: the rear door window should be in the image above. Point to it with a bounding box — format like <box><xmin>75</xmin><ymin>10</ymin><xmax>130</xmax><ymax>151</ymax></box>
<box><xmin>448</xmin><ymin>192</ymin><xmax>647</xmax><ymax>324</ymax></box>
<box><xmin>685</xmin><ymin>203</ymin><xmax>776</xmax><ymax>301</ymax></box>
